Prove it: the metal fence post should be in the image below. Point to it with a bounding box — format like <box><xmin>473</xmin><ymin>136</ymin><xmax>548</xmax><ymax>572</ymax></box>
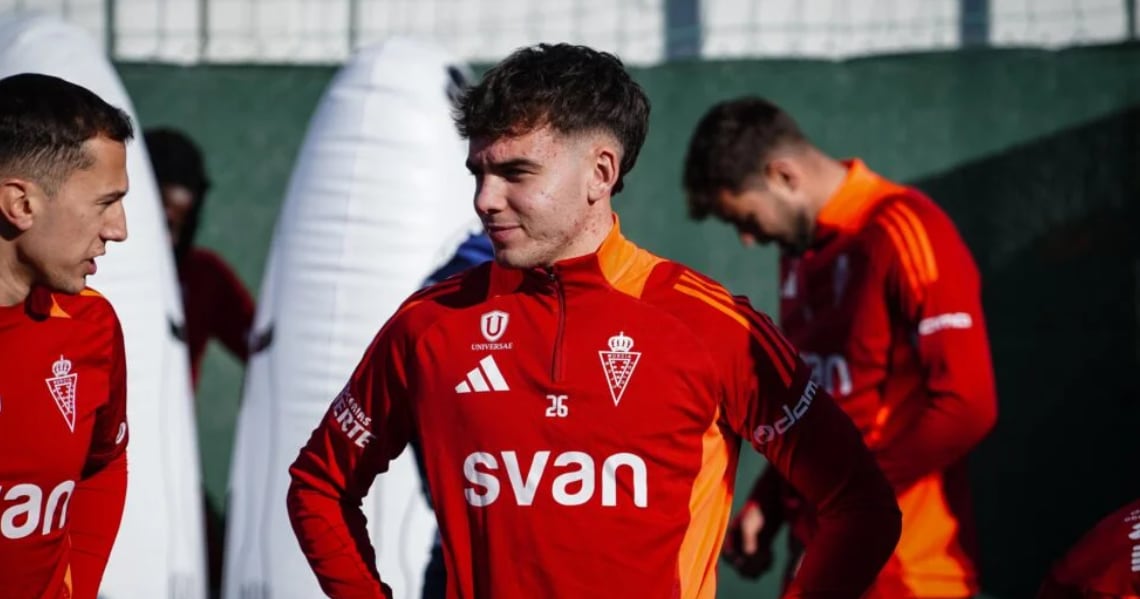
<box><xmin>665</xmin><ymin>0</ymin><xmax>701</xmax><ymax>61</ymax></box>
<box><xmin>960</xmin><ymin>0</ymin><xmax>989</xmax><ymax>47</ymax></box>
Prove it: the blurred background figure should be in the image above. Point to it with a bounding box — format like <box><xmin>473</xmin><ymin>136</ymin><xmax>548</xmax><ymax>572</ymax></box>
<box><xmin>145</xmin><ymin>127</ymin><xmax>253</xmax><ymax>598</ymax></box>
<box><xmin>684</xmin><ymin>96</ymin><xmax>997</xmax><ymax>599</ymax></box>
<box><xmin>145</xmin><ymin>127</ymin><xmax>254</xmax><ymax>390</ymax></box>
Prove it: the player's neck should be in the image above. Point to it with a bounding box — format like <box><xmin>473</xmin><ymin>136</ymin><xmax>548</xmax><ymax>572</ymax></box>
<box><xmin>807</xmin><ymin>154</ymin><xmax>851</xmax><ymax>220</ymax></box>
<box><xmin>0</xmin><ymin>245</ymin><xmax>32</xmax><ymax>307</ymax></box>
<box><xmin>545</xmin><ymin>207</ymin><xmax>615</xmax><ymax>267</ymax></box>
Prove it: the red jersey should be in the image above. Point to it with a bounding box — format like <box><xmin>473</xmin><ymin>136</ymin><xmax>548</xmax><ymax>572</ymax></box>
<box><xmin>288</xmin><ymin>219</ymin><xmax>900</xmax><ymax>599</ymax></box>
<box><xmin>1037</xmin><ymin>499</ymin><xmax>1140</xmax><ymax>599</ymax></box>
<box><xmin>759</xmin><ymin>159</ymin><xmax>997</xmax><ymax>597</ymax></box>
<box><xmin>0</xmin><ymin>287</ymin><xmax>129</xmax><ymax>599</ymax></box>
<box><xmin>178</xmin><ymin>246</ymin><xmax>254</xmax><ymax>389</ymax></box>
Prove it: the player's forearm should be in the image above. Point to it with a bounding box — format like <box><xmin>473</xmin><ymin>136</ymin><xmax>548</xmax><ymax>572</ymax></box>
<box><xmin>875</xmin><ymin>386</ymin><xmax>996</xmax><ymax>490</ymax></box>
<box><xmin>784</xmin><ymin>456</ymin><xmax>901</xmax><ymax>597</ymax></box>
<box><xmin>772</xmin><ymin>388</ymin><xmax>901</xmax><ymax>596</ymax></box>
<box><xmin>68</xmin><ymin>452</ymin><xmax>127</xmax><ymax>599</ymax></box>
<box><xmin>286</xmin><ymin>474</ymin><xmax>389</xmax><ymax>599</ymax></box>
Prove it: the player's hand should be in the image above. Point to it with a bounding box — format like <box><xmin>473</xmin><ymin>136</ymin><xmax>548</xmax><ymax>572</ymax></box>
<box><xmin>721</xmin><ymin>500</ymin><xmax>774</xmax><ymax>579</ymax></box>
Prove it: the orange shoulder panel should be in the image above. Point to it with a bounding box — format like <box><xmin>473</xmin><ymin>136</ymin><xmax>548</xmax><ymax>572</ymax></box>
<box><xmin>873</xmin><ymin>199</ymin><xmax>939</xmax><ymax>304</ymax></box>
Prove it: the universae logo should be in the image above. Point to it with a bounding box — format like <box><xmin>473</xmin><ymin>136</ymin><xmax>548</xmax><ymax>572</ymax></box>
<box><xmin>752</xmin><ymin>381</ymin><xmax>819</xmax><ymax>445</ymax></box>
<box><xmin>473</xmin><ymin>310</ymin><xmax>513</xmax><ymax>351</ymax></box>
<box><xmin>480</xmin><ymin>310</ymin><xmax>508</xmax><ymax>342</ymax></box>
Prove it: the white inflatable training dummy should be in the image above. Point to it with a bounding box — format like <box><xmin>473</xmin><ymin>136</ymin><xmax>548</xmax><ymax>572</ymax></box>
<box><xmin>222</xmin><ymin>37</ymin><xmax>479</xmax><ymax>599</ymax></box>
<box><xmin>0</xmin><ymin>14</ymin><xmax>207</xmax><ymax>599</ymax></box>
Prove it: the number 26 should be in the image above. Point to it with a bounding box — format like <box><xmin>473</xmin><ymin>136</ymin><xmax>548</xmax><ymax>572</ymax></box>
<box><xmin>545</xmin><ymin>394</ymin><xmax>569</xmax><ymax>418</ymax></box>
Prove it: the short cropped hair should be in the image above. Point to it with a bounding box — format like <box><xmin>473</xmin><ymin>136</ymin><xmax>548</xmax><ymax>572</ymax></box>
<box><xmin>683</xmin><ymin>96</ymin><xmax>807</xmax><ymax>219</ymax></box>
<box><xmin>0</xmin><ymin>73</ymin><xmax>134</xmax><ymax>195</ymax></box>
<box><xmin>454</xmin><ymin>43</ymin><xmax>650</xmax><ymax>194</ymax></box>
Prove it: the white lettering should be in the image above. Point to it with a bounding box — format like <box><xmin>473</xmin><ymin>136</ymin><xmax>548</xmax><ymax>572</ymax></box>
<box><xmin>752</xmin><ymin>381</ymin><xmax>818</xmax><ymax>445</ymax></box>
<box><xmin>41</xmin><ymin>480</ymin><xmax>74</xmax><ymax>534</ymax></box>
<box><xmin>545</xmin><ymin>394</ymin><xmax>569</xmax><ymax>418</ymax></box>
<box><xmin>802</xmin><ymin>353</ymin><xmax>852</xmax><ymax>397</ymax></box>
<box><xmin>918</xmin><ymin>312</ymin><xmax>973</xmax><ymax>336</ymax></box>
<box><xmin>501</xmin><ymin>450</ymin><xmax>549</xmax><ymax>506</ymax></box>
<box><xmin>463</xmin><ymin>451</ymin><xmax>648</xmax><ymax>508</ymax></box>
<box><xmin>551</xmin><ymin>452</ymin><xmax>594</xmax><ymax>506</ymax></box>
<box><xmin>601</xmin><ymin>453</ymin><xmax>648</xmax><ymax>508</ymax></box>
<box><xmin>330</xmin><ymin>389</ymin><xmax>374</xmax><ymax>448</ymax></box>
<box><xmin>463</xmin><ymin>452</ymin><xmax>500</xmax><ymax>506</ymax></box>
<box><xmin>1</xmin><ymin>484</ymin><xmax>41</xmax><ymax>539</ymax></box>
<box><xmin>470</xmin><ymin>342</ymin><xmax>513</xmax><ymax>351</ymax></box>
<box><xmin>0</xmin><ymin>481</ymin><xmax>75</xmax><ymax>539</ymax></box>
<box><xmin>353</xmin><ymin>430</ymin><xmax>376</xmax><ymax>448</ymax></box>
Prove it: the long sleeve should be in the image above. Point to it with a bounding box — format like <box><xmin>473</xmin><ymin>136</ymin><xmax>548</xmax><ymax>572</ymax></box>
<box><xmin>286</xmin><ymin>315</ymin><xmax>415</xmax><ymax>599</ymax></box>
<box><xmin>723</xmin><ymin>298</ymin><xmax>901</xmax><ymax>598</ymax></box>
<box><xmin>69</xmin><ymin>454</ymin><xmax>127</xmax><ymax>599</ymax></box>
<box><xmin>69</xmin><ymin>315</ymin><xmax>130</xmax><ymax>599</ymax></box>
<box><xmin>204</xmin><ymin>250</ymin><xmax>255</xmax><ymax>364</ymax></box>
<box><xmin>871</xmin><ymin>202</ymin><xmax>998</xmax><ymax>491</ymax></box>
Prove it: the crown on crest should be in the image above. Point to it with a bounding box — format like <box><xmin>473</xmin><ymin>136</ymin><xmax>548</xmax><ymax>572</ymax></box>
<box><xmin>607</xmin><ymin>331</ymin><xmax>635</xmax><ymax>353</ymax></box>
<box><xmin>52</xmin><ymin>355</ymin><xmax>72</xmax><ymax>377</ymax></box>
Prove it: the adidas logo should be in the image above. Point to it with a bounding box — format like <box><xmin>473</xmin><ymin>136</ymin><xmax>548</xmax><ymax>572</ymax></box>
<box><xmin>456</xmin><ymin>355</ymin><xmax>510</xmax><ymax>394</ymax></box>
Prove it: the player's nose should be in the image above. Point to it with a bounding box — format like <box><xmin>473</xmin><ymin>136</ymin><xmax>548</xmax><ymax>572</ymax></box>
<box><xmin>103</xmin><ymin>202</ymin><xmax>128</xmax><ymax>243</ymax></box>
<box><xmin>473</xmin><ymin>179</ymin><xmax>508</xmax><ymax>215</ymax></box>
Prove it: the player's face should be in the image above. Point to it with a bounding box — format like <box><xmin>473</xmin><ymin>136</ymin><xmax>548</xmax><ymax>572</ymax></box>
<box><xmin>160</xmin><ymin>183</ymin><xmax>195</xmax><ymax>248</ymax></box>
<box><xmin>23</xmin><ymin>136</ymin><xmax>129</xmax><ymax>294</ymax></box>
<box><xmin>468</xmin><ymin>125</ymin><xmax>598</xmax><ymax>269</ymax></box>
<box><xmin>713</xmin><ymin>185</ymin><xmax>808</xmax><ymax>252</ymax></box>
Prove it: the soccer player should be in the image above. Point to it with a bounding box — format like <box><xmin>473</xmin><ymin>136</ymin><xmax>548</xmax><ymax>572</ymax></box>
<box><xmin>1036</xmin><ymin>498</ymin><xmax>1140</xmax><ymax>598</ymax></box>
<box><xmin>144</xmin><ymin>127</ymin><xmax>254</xmax><ymax>390</ymax></box>
<box><xmin>0</xmin><ymin>73</ymin><xmax>133</xmax><ymax>599</ymax></box>
<box><xmin>683</xmin><ymin>97</ymin><xmax>998</xmax><ymax>598</ymax></box>
<box><xmin>287</xmin><ymin>44</ymin><xmax>901</xmax><ymax>599</ymax></box>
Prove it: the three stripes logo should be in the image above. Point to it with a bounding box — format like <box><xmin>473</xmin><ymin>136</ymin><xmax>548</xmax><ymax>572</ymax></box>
<box><xmin>456</xmin><ymin>355</ymin><xmax>510</xmax><ymax>394</ymax></box>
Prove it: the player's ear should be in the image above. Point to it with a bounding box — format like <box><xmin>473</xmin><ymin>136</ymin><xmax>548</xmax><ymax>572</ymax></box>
<box><xmin>587</xmin><ymin>140</ymin><xmax>620</xmax><ymax>204</ymax></box>
<box><xmin>0</xmin><ymin>177</ymin><xmax>37</xmax><ymax>233</ymax></box>
<box><xmin>764</xmin><ymin>158</ymin><xmax>800</xmax><ymax>195</ymax></box>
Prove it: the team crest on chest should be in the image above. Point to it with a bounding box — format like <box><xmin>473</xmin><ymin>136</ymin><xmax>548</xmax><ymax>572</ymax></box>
<box><xmin>598</xmin><ymin>332</ymin><xmax>641</xmax><ymax>406</ymax></box>
<box><xmin>45</xmin><ymin>355</ymin><xmax>77</xmax><ymax>432</ymax></box>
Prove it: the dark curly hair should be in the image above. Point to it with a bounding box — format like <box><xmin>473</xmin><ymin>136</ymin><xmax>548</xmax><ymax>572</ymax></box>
<box><xmin>454</xmin><ymin>43</ymin><xmax>650</xmax><ymax>195</ymax></box>
<box><xmin>0</xmin><ymin>73</ymin><xmax>134</xmax><ymax>195</ymax></box>
<box><xmin>145</xmin><ymin>127</ymin><xmax>211</xmax><ymax>263</ymax></box>
<box><xmin>682</xmin><ymin>97</ymin><xmax>807</xmax><ymax>219</ymax></box>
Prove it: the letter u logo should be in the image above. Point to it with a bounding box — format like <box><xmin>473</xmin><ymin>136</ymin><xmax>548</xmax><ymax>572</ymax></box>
<box><xmin>480</xmin><ymin>310</ymin><xmax>509</xmax><ymax>342</ymax></box>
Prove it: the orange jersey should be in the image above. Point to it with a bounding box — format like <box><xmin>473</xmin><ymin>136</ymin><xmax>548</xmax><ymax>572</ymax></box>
<box><xmin>1037</xmin><ymin>499</ymin><xmax>1140</xmax><ymax>599</ymax></box>
<box><xmin>0</xmin><ymin>287</ymin><xmax>129</xmax><ymax>599</ymax></box>
<box><xmin>763</xmin><ymin>160</ymin><xmax>997</xmax><ymax>598</ymax></box>
<box><xmin>287</xmin><ymin>219</ymin><xmax>900</xmax><ymax>599</ymax></box>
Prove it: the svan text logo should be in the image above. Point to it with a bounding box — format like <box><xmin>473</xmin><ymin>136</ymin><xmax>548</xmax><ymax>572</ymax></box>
<box><xmin>473</xmin><ymin>310</ymin><xmax>512</xmax><ymax>351</ymax></box>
